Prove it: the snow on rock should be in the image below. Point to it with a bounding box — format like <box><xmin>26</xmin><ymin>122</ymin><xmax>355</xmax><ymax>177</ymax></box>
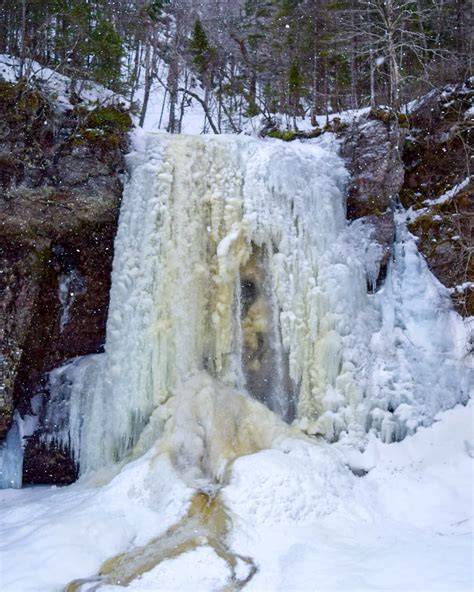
<box><xmin>405</xmin><ymin>176</ymin><xmax>472</xmax><ymax>222</ymax></box>
<box><xmin>223</xmin><ymin>438</ymin><xmax>357</xmax><ymax>526</ymax></box>
<box><xmin>0</xmin><ymin>54</ymin><xmax>128</xmax><ymax>111</ymax></box>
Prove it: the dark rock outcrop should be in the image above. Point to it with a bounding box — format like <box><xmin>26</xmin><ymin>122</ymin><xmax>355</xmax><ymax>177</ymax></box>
<box><xmin>22</xmin><ymin>435</ymin><xmax>78</xmax><ymax>485</ymax></box>
<box><xmin>0</xmin><ymin>81</ymin><xmax>130</xmax><ymax>482</ymax></box>
<box><xmin>341</xmin><ymin>111</ymin><xmax>406</xmax><ymax>285</ymax></box>
<box><xmin>401</xmin><ymin>81</ymin><xmax>473</xmax><ymax>316</ymax></box>
<box><xmin>340</xmin><ymin>85</ymin><xmax>472</xmax><ymax>313</ymax></box>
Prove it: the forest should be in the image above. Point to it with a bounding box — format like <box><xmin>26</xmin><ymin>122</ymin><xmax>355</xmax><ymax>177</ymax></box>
<box><xmin>1</xmin><ymin>0</ymin><xmax>471</xmax><ymax>132</ymax></box>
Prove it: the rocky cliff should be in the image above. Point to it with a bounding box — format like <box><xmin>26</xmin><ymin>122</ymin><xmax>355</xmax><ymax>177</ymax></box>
<box><xmin>341</xmin><ymin>109</ymin><xmax>407</xmax><ymax>287</ymax></box>
<box><xmin>341</xmin><ymin>81</ymin><xmax>472</xmax><ymax>315</ymax></box>
<box><xmin>0</xmin><ymin>80</ymin><xmax>130</xmax><ymax>482</ymax></box>
<box><xmin>402</xmin><ymin>81</ymin><xmax>473</xmax><ymax>316</ymax></box>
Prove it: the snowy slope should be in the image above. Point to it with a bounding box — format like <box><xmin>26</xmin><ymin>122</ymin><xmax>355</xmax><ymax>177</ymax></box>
<box><xmin>0</xmin><ymin>55</ymin><xmax>128</xmax><ymax>112</ymax></box>
<box><xmin>0</xmin><ymin>402</ymin><xmax>471</xmax><ymax>591</ymax></box>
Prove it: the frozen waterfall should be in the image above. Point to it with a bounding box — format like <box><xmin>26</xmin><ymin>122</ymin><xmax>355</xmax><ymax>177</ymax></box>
<box><xmin>41</xmin><ymin>132</ymin><xmax>470</xmax><ymax>477</ymax></box>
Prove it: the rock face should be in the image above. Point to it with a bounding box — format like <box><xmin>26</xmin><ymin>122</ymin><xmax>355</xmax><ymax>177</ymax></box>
<box><xmin>0</xmin><ymin>81</ymin><xmax>130</xmax><ymax>482</ymax></box>
<box><xmin>341</xmin><ymin>85</ymin><xmax>472</xmax><ymax>315</ymax></box>
<box><xmin>401</xmin><ymin>81</ymin><xmax>473</xmax><ymax>316</ymax></box>
<box><xmin>341</xmin><ymin>111</ymin><xmax>406</xmax><ymax>285</ymax></box>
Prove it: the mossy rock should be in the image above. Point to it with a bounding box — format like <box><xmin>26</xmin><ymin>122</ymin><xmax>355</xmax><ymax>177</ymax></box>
<box><xmin>0</xmin><ymin>81</ymin><xmax>52</xmax><ymax>148</ymax></box>
<box><xmin>266</xmin><ymin>129</ymin><xmax>300</xmax><ymax>141</ymax></box>
<box><xmin>266</xmin><ymin>128</ymin><xmax>322</xmax><ymax>141</ymax></box>
<box><xmin>86</xmin><ymin>106</ymin><xmax>132</xmax><ymax>134</ymax></box>
<box><xmin>399</xmin><ymin>187</ymin><xmax>426</xmax><ymax>210</ymax></box>
<box><xmin>16</xmin><ymin>90</ymin><xmax>42</xmax><ymax>114</ymax></box>
<box><xmin>323</xmin><ymin>117</ymin><xmax>348</xmax><ymax>133</ymax></box>
<box><xmin>369</xmin><ymin>108</ymin><xmax>410</xmax><ymax>128</ymax></box>
<box><xmin>397</xmin><ymin>113</ymin><xmax>410</xmax><ymax>128</ymax></box>
<box><xmin>71</xmin><ymin>129</ymin><xmax>121</xmax><ymax>150</ymax></box>
<box><xmin>0</xmin><ymin>80</ymin><xmax>20</xmax><ymax>103</ymax></box>
<box><xmin>68</xmin><ymin>105</ymin><xmax>131</xmax><ymax>153</ymax></box>
<box><xmin>431</xmin><ymin>185</ymin><xmax>473</xmax><ymax>215</ymax></box>
<box><xmin>408</xmin><ymin>213</ymin><xmax>442</xmax><ymax>240</ymax></box>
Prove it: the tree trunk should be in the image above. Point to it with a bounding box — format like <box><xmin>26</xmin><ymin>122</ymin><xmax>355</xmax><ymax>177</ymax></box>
<box><xmin>167</xmin><ymin>49</ymin><xmax>179</xmax><ymax>134</ymax></box>
<box><xmin>19</xmin><ymin>0</ymin><xmax>27</xmax><ymax>78</ymax></box>
<box><xmin>139</xmin><ymin>31</ymin><xmax>152</xmax><ymax>128</ymax></box>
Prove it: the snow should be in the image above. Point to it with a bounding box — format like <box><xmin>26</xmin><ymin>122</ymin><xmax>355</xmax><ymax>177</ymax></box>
<box><xmin>0</xmin><ymin>451</ymin><xmax>193</xmax><ymax>591</ymax></box>
<box><xmin>100</xmin><ymin>547</ymin><xmax>231</xmax><ymax>592</ymax></box>
<box><xmin>0</xmin><ymin>402</ymin><xmax>471</xmax><ymax>591</ymax></box>
<box><xmin>224</xmin><ymin>402</ymin><xmax>473</xmax><ymax>592</ymax></box>
<box><xmin>406</xmin><ymin>176</ymin><xmax>472</xmax><ymax>222</ymax></box>
<box><xmin>136</xmin><ymin>76</ymin><xmax>209</xmax><ymax>134</ymax></box>
<box><xmin>423</xmin><ymin>176</ymin><xmax>471</xmax><ymax>206</ymax></box>
<box><xmin>0</xmin><ymin>54</ymin><xmax>128</xmax><ymax>112</ymax></box>
<box><xmin>243</xmin><ymin>107</ymin><xmax>370</xmax><ymax>137</ymax></box>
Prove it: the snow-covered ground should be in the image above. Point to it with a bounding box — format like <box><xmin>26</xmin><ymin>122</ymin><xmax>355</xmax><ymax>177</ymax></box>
<box><xmin>0</xmin><ymin>54</ymin><xmax>217</xmax><ymax>134</ymax></box>
<box><xmin>0</xmin><ymin>401</ymin><xmax>472</xmax><ymax>591</ymax></box>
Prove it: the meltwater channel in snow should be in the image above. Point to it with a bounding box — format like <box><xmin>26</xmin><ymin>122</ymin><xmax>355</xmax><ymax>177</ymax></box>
<box><xmin>35</xmin><ymin>131</ymin><xmax>470</xmax><ymax>479</ymax></box>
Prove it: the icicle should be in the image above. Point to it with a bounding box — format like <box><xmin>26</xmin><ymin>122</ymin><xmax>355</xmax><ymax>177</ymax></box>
<box><xmin>0</xmin><ymin>414</ymin><xmax>24</xmax><ymax>489</ymax></box>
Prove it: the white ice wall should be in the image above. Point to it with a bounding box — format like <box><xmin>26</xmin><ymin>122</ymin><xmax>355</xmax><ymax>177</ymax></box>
<box><xmin>41</xmin><ymin>132</ymin><xmax>471</xmax><ymax>476</ymax></box>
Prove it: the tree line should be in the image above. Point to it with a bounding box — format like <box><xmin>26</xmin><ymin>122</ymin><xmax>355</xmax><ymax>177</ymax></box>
<box><xmin>0</xmin><ymin>0</ymin><xmax>471</xmax><ymax>132</ymax></box>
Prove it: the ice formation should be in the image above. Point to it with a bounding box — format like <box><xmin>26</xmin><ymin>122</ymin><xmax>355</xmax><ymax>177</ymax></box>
<box><xmin>40</xmin><ymin>132</ymin><xmax>470</xmax><ymax>477</ymax></box>
<box><xmin>58</xmin><ymin>269</ymin><xmax>85</xmax><ymax>333</ymax></box>
<box><xmin>0</xmin><ymin>400</ymin><xmax>41</xmax><ymax>489</ymax></box>
<box><xmin>0</xmin><ymin>415</ymin><xmax>23</xmax><ymax>489</ymax></box>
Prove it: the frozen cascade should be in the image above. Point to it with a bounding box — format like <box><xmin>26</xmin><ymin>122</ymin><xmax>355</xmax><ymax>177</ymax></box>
<box><xmin>365</xmin><ymin>216</ymin><xmax>471</xmax><ymax>441</ymax></box>
<box><xmin>42</xmin><ymin>133</ymin><xmax>471</xmax><ymax>476</ymax></box>
<box><xmin>0</xmin><ymin>397</ymin><xmax>42</xmax><ymax>489</ymax></box>
<box><xmin>0</xmin><ymin>415</ymin><xmax>24</xmax><ymax>489</ymax></box>
<box><xmin>58</xmin><ymin>269</ymin><xmax>86</xmax><ymax>333</ymax></box>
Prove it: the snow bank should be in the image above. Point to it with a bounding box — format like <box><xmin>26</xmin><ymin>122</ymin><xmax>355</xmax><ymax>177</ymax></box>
<box><xmin>223</xmin><ymin>402</ymin><xmax>473</xmax><ymax>592</ymax></box>
<box><xmin>0</xmin><ymin>452</ymin><xmax>192</xmax><ymax>591</ymax></box>
<box><xmin>0</xmin><ymin>395</ymin><xmax>471</xmax><ymax>591</ymax></box>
